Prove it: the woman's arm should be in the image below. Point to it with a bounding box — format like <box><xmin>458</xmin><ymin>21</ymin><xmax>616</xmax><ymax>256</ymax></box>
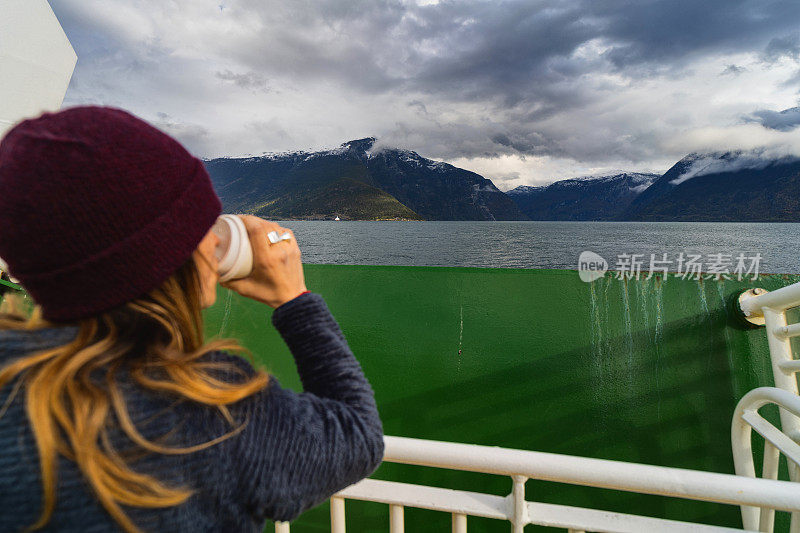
<box><xmin>229</xmin><ymin>292</ymin><xmax>384</xmax><ymax>523</ymax></box>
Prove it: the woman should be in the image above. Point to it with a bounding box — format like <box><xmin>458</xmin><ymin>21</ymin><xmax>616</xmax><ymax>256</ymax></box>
<box><xmin>0</xmin><ymin>106</ymin><xmax>384</xmax><ymax>532</ymax></box>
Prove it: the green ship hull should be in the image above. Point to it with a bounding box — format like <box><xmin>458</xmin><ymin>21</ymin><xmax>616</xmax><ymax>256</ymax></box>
<box><xmin>202</xmin><ymin>265</ymin><xmax>799</xmax><ymax>532</ymax></box>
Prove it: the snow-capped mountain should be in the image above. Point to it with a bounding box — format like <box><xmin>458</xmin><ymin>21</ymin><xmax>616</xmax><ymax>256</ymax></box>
<box><xmin>507</xmin><ymin>173</ymin><xmax>658</xmax><ymax>220</ymax></box>
<box><xmin>204</xmin><ymin>138</ymin><xmax>527</xmax><ymax>221</ymax></box>
<box><xmin>623</xmin><ymin>152</ymin><xmax>800</xmax><ymax>221</ymax></box>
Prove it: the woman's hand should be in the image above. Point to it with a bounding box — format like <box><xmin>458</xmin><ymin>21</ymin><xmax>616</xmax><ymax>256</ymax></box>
<box><xmin>219</xmin><ymin>215</ymin><xmax>308</xmax><ymax>308</ymax></box>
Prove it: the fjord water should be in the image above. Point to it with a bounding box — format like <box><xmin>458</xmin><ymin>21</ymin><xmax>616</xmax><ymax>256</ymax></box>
<box><xmin>279</xmin><ymin>220</ymin><xmax>800</xmax><ymax>273</ymax></box>
<box><xmin>202</xmin><ymin>222</ymin><xmax>800</xmax><ymax>532</ymax></box>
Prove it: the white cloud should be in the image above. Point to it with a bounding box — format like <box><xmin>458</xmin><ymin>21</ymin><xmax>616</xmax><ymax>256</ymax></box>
<box><xmin>669</xmin><ymin>151</ymin><xmax>794</xmax><ymax>185</ymax></box>
<box><xmin>49</xmin><ymin>0</ymin><xmax>800</xmax><ymax>185</ymax></box>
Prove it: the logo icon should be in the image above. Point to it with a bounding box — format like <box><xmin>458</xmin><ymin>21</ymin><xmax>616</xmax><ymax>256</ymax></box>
<box><xmin>578</xmin><ymin>251</ymin><xmax>607</xmax><ymax>282</ymax></box>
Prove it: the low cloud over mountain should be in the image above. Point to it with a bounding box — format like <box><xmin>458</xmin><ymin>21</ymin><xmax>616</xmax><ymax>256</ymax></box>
<box><xmin>746</xmin><ymin>107</ymin><xmax>800</xmax><ymax>132</ymax></box>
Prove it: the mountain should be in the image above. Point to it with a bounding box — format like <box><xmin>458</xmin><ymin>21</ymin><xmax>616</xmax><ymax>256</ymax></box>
<box><xmin>622</xmin><ymin>152</ymin><xmax>800</xmax><ymax>221</ymax></box>
<box><xmin>506</xmin><ymin>173</ymin><xmax>658</xmax><ymax>220</ymax></box>
<box><xmin>204</xmin><ymin>138</ymin><xmax>527</xmax><ymax>221</ymax></box>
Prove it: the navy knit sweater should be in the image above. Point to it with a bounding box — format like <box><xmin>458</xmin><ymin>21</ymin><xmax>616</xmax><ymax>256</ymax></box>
<box><xmin>0</xmin><ymin>292</ymin><xmax>384</xmax><ymax>532</ymax></box>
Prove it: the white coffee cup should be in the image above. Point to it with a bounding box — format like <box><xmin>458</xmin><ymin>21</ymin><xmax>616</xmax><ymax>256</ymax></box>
<box><xmin>212</xmin><ymin>214</ymin><xmax>253</xmax><ymax>282</ymax></box>
<box><xmin>0</xmin><ymin>256</ymin><xmax>21</xmax><ymax>285</ymax></box>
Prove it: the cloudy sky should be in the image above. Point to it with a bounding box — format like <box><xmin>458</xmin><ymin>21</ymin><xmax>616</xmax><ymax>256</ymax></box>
<box><xmin>50</xmin><ymin>0</ymin><xmax>800</xmax><ymax>190</ymax></box>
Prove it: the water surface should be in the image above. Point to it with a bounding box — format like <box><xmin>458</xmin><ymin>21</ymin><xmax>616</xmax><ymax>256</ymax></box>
<box><xmin>276</xmin><ymin>220</ymin><xmax>800</xmax><ymax>273</ymax></box>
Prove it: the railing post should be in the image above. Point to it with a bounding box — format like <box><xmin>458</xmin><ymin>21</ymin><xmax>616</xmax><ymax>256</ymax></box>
<box><xmin>760</xmin><ymin>440</ymin><xmax>779</xmax><ymax>533</ymax></box>
<box><xmin>452</xmin><ymin>513</ymin><xmax>467</xmax><ymax>533</ymax></box>
<box><xmin>390</xmin><ymin>504</ymin><xmax>404</xmax><ymax>533</ymax></box>
<box><xmin>510</xmin><ymin>475</ymin><xmax>529</xmax><ymax>533</ymax></box>
<box><xmin>763</xmin><ymin>308</ymin><xmax>800</xmax><ymax>530</ymax></box>
<box><xmin>331</xmin><ymin>496</ymin><xmax>346</xmax><ymax>533</ymax></box>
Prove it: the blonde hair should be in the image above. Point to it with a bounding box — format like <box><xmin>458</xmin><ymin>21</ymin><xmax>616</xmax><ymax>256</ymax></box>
<box><xmin>0</xmin><ymin>254</ymin><xmax>269</xmax><ymax>532</ymax></box>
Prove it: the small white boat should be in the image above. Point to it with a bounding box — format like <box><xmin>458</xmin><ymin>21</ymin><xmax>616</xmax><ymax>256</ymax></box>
<box><xmin>334</xmin><ymin>216</ymin><xmax>340</xmax><ymax>221</ymax></box>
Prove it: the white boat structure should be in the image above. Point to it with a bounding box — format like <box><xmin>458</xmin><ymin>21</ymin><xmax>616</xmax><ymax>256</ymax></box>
<box><xmin>0</xmin><ymin>0</ymin><xmax>76</xmax><ymax>139</ymax></box>
<box><xmin>0</xmin><ymin>0</ymin><xmax>76</xmax><ymax>282</ymax></box>
<box><xmin>5</xmin><ymin>3</ymin><xmax>800</xmax><ymax>533</ymax></box>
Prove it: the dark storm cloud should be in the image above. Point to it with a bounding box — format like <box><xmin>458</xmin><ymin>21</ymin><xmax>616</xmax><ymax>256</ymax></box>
<box><xmin>48</xmin><ymin>0</ymin><xmax>800</xmax><ymax>168</ymax></box>
<box><xmin>217</xmin><ymin>0</ymin><xmax>800</xmax><ymax>104</ymax></box>
<box><xmin>745</xmin><ymin>107</ymin><xmax>800</xmax><ymax>131</ymax></box>
<box><xmin>489</xmin><ymin>132</ymin><xmax>550</xmax><ymax>155</ymax></box>
<box><xmin>322</xmin><ymin>2</ymin><xmax>792</xmax><ymax>87</ymax></box>
<box><xmin>763</xmin><ymin>34</ymin><xmax>800</xmax><ymax>62</ymax></box>
<box><xmin>153</xmin><ymin>113</ymin><xmax>210</xmax><ymax>153</ymax></box>
<box><xmin>721</xmin><ymin>64</ymin><xmax>746</xmax><ymax>76</ymax></box>
<box><xmin>216</xmin><ymin>70</ymin><xmax>271</xmax><ymax>93</ymax></box>
<box><xmin>225</xmin><ymin>0</ymin><xmax>800</xmax><ymax>161</ymax></box>
<box><xmin>782</xmin><ymin>69</ymin><xmax>800</xmax><ymax>89</ymax></box>
<box><xmin>590</xmin><ymin>1</ymin><xmax>796</xmax><ymax>67</ymax></box>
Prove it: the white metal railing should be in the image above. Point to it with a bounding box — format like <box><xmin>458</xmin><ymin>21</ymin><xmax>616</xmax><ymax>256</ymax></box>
<box><xmin>274</xmin><ymin>433</ymin><xmax>800</xmax><ymax>532</ymax></box>
<box><xmin>733</xmin><ymin>388</ymin><xmax>800</xmax><ymax>532</ymax></box>
<box><xmin>733</xmin><ymin>283</ymin><xmax>800</xmax><ymax>533</ymax></box>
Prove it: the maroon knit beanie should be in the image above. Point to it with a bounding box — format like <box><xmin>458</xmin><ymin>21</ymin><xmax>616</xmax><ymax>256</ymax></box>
<box><xmin>0</xmin><ymin>106</ymin><xmax>222</xmax><ymax>322</ymax></box>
